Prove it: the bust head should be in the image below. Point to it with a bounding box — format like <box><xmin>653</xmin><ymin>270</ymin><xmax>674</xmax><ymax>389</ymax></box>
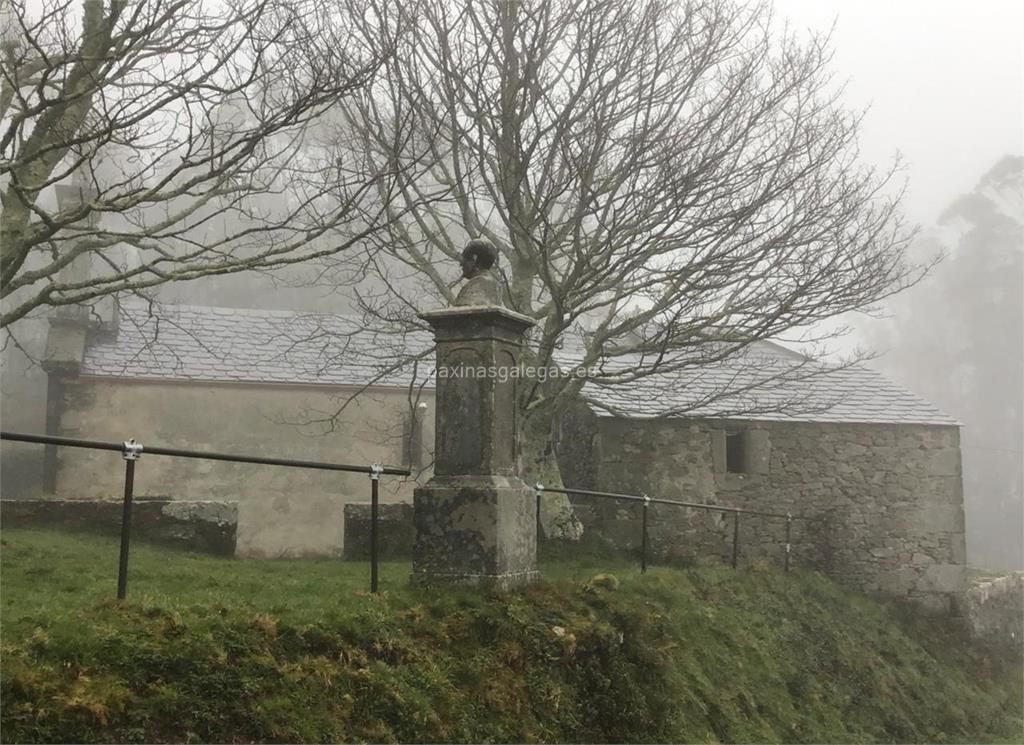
<box><xmin>460</xmin><ymin>239</ymin><xmax>498</xmax><ymax>280</ymax></box>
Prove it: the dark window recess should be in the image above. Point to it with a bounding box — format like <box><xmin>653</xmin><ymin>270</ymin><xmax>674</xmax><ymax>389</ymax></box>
<box><xmin>726</xmin><ymin>430</ymin><xmax>746</xmax><ymax>473</ymax></box>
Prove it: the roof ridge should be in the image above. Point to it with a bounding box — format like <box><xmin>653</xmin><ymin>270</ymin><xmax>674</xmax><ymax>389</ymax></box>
<box><xmin>119</xmin><ymin>300</ymin><xmax>363</xmax><ymax>322</ymax></box>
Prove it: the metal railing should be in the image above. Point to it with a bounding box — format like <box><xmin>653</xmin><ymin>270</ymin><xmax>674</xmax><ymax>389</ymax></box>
<box><xmin>535</xmin><ymin>484</ymin><xmax>817</xmax><ymax>573</ymax></box>
<box><xmin>5</xmin><ymin>429</ymin><xmax>820</xmax><ymax>594</ymax></box>
<box><xmin>1</xmin><ymin>431</ymin><xmax>410</xmax><ymax>598</ymax></box>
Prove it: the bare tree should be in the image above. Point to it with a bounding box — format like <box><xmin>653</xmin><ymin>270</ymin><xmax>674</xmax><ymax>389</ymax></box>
<box><xmin>0</xmin><ymin>0</ymin><xmax>415</xmax><ymax>329</ymax></box>
<box><xmin>322</xmin><ymin>0</ymin><xmax>921</xmax><ymax>523</ymax></box>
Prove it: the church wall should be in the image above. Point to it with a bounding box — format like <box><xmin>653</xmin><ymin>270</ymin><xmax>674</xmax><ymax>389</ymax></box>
<box><xmin>52</xmin><ymin>376</ymin><xmax>434</xmax><ymax>557</ymax></box>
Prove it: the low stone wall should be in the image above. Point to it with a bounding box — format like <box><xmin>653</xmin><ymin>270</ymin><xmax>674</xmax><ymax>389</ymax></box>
<box><xmin>964</xmin><ymin>573</ymin><xmax>1024</xmax><ymax>647</ymax></box>
<box><xmin>0</xmin><ymin>498</ymin><xmax>238</xmax><ymax>556</ymax></box>
<box><xmin>343</xmin><ymin>502</ymin><xmax>414</xmax><ymax>560</ymax></box>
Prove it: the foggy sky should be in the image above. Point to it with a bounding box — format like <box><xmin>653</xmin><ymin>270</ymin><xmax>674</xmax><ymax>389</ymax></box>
<box><xmin>774</xmin><ymin>0</ymin><xmax>1024</xmax><ymax>225</ymax></box>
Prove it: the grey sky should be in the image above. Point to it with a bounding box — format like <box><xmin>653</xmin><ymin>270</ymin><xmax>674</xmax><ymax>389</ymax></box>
<box><xmin>774</xmin><ymin>0</ymin><xmax>1024</xmax><ymax>224</ymax></box>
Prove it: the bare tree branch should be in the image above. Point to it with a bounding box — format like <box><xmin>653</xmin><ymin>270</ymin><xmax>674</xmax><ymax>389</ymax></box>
<box><xmin>0</xmin><ymin>0</ymin><xmax>422</xmax><ymax>327</ymax></box>
<box><xmin>318</xmin><ymin>0</ymin><xmax>924</xmax><ymax>493</ymax></box>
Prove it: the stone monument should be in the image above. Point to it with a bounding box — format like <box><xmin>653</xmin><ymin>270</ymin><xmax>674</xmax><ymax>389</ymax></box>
<box><xmin>412</xmin><ymin>239</ymin><xmax>539</xmax><ymax>587</ymax></box>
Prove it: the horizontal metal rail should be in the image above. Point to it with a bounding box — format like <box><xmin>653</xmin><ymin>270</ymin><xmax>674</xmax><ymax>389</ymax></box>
<box><xmin>2</xmin><ymin>430</ymin><xmax>408</xmax><ymax>597</ymax></box>
<box><xmin>537</xmin><ymin>484</ymin><xmax>814</xmax><ymax>521</ymax></box>
<box><xmin>1</xmin><ymin>431</ymin><xmax>410</xmax><ymax>477</ymax></box>
<box><xmin>537</xmin><ymin>483</ymin><xmax>810</xmax><ymax>574</ymax></box>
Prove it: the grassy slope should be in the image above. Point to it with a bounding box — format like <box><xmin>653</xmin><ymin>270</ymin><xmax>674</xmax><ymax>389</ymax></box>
<box><xmin>1</xmin><ymin>528</ymin><xmax>1021</xmax><ymax>744</ymax></box>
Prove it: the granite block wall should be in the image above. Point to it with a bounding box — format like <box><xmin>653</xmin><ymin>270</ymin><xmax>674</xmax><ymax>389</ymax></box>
<box><xmin>342</xmin><ymin>502</ymin><xmax>415</xmax><ymax>560</ymax></box>
<box><xmin>562</xmin><ymin>415</ymin><xmax>967</xmax><ymax>611</ymax></box>
<box><xmin>1</xmin><ymin>498</ymin><xmax>238</xmax><ymax>555</ymax></box>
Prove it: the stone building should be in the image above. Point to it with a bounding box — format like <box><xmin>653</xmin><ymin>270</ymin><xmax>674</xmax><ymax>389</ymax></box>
<box><xmin>35</xmin><ymin>302</ymin><xmax>435</xmax><ymax>558</ymax></box>
<box><xmin>557</xmin><ymin>399</ymin><xmax>962</xmax><ymax>609</ymax></box>
<box><xmin>33</xmin><ymin>301</ymin><xmax>966</xmax><ymax>609</ymax></box>
<box><xmin>560</xmin><ymin>370</ymin><xmax>965</xmax><ymax>611</ymax></box>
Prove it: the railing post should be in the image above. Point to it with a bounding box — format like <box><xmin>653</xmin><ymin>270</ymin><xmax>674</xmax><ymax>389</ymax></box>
<box><xmin>117</xmin><ymin>438</ymin><xmax>143</xmax><ymax>600</ymax></box>
<box><xmin>369</xmin><ymin>464</ymin><xmax>382</xmax><ymax>593</ymax></box>
<box><xmin>784</xmin><ymin>513</ymin><xmax>793</xmax><ymax>573</ymax></box>
<box><xmin>535</xmin><ymin>483</ymin><xmax>543</xmax><ymax>543</ymax></box>
<box><xmin>731</xmin><ymin>510</ymin><xmax>740</xmax><ymax>569</ymax></box>
<box><xmin>641</xmin><ymin>495</ymin><xmax>650</xmax><ymax>574</ymax></box>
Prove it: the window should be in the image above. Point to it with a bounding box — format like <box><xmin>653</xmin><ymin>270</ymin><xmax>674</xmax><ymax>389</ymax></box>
<box><xmin>726</xmin><ymin>430</ymin><xmax>747</xmax><ymax>473</ymax></box>
<box><xmin>713</xmin><ymin>426</ymin><xmax>770</xmax><ymax>476</ymax></box>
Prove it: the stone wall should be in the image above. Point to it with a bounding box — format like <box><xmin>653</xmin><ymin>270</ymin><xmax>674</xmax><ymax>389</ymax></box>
<box><xmin>342</xmin><ymin>502</ymin><xmax>415</xmax><ymax>560</ymax></box>
<box><xmin>964</xmin><ymin>573</ymin><xmax>1024</xmax><ymax>647</ymax></box>
<box><xmin>52</xmin><ymin>377</ymin><xmax>434</xmax><ymax>557</ymax></box>
<box><xmin>0</xmin><ymin>498</ymin><xmax>238</xmax><ymax>555</ymax></box>
<box><xmin>562</xmin><ymin>414</ymin><xmax>967</xmax><ymax>610</ymax></box>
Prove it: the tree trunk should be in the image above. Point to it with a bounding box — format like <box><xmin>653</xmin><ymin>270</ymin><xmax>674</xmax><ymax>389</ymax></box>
<box><xmin>518</xmin><ymin>385</ymin><xmax>583</xmax><ymax>542</ymax></box>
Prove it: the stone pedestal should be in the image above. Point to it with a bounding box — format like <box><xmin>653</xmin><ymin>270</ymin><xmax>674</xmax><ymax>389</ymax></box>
<box><xmin>412</xmin><ymin>306</ymin><xmax>539</xmax><ymax>587</ymax></box>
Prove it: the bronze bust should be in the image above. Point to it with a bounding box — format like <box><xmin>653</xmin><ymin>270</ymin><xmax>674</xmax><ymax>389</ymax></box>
<box><xmin>454</xmin><ymin>239</ymin><xmax>503</xmax><ymax>307</ymax></box>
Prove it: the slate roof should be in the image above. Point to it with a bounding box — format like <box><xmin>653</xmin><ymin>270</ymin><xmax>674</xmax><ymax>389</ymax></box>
<box><xmin>81</xmin><ymin>302</ymin><xmax>434</xmax><ymax>389</ymax></box>
<box><xmin>80</xmin><ymin>302</ymin><xmax>958</xmax><ymax>426</ymax></box>
<box><xmin>580</xmin><ymin>357</ymin><xmax>958</xmax><ymax>425</ymax></box>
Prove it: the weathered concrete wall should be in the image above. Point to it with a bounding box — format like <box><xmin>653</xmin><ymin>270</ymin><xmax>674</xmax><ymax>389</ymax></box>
<box><xmin>964</xmin><ymin>573</ymin><xmax>1024</xmax><ymax>647</ymax></box>
<box><xmin>52</xmin><ymin>377</ymin><xmax>434</xmax><ymax>557</ymax></box>
<box><xmin>343</xmin><ymin>502</ymin><xmax>415</xmax><ymax>560</ymax></box>
<box><xmin>570</xmin><ymin>416</ymin><xmax>967</xmax><ymax>611</ymax></box>
<box><xmin>0</xmin><ymin>498</ymin><xmax>237</xmax><ymax>555</ymax></box>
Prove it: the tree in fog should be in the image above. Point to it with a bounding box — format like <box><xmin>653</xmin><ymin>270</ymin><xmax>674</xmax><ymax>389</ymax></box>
<box><xmin>868</xmin><ymin>156</ymin><xmax>1023</xmax><ymax>569</ymax></box>
<box><xmin>323</xmin><ymin>0</ymin><xmax>920</xmax><ymax>507</ymax></box>
<box><xmin>0</xmin><ymin>0</ymin><xmax>416</xmax><ymax>329</ymax></box>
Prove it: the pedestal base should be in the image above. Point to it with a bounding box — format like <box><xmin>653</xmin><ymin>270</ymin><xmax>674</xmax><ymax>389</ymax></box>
<box><xmin>412</xmin><ymin>475</ymin><xmax>538</xmax><ymax>588</ymax></box>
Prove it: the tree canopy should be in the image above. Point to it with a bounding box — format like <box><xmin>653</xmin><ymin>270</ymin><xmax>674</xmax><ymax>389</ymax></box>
<box><xmin>320</xmin><ymin>0</ymin><xmax>920</xmax><ymax>496</ymax></box>
<box><xmin>0</xmin><ymin>0</ymin><xmax>415</xmax><ymax>328</ymax></box>
<box><xmin>2</xmin><ymin>0</ymin><xmax>925</xmax><ymax>532</ymax></box>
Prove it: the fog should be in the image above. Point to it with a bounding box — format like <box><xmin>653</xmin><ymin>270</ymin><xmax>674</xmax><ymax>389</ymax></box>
<box><xmin>773</xmin><ymin>0</ymin><xmax>1023</xmax><ymax>225</ymax></box>
<box><xmin>771</xmin><ymin>0</ymin><xmax>1023</xmax><ymax>568</ymax></box>
<box><xmin>2</xmin><ymin>0</ymin><xmax>1021</xmax><ymax>569</ymax></box>
<box><xmin>863</xmin><ymin>157</ymin><xmax>1023</xmax><ymax>569</ymax></box>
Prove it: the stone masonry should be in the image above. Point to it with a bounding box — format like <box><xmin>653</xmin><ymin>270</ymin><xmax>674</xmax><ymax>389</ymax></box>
<box><xmin>563</xmin><ymin>415</ymin><xmax>967</xmax><ymax>611</ymax></box>
<box><xmin>412</xmin><ymin>305</ymin><xmax>539</xmax><ymax>588</ymax></box>
<box><xmin>37</xmin><ymin>298</ymin><xmax>968</xmax><ymax>597</ymax></box>
<box><xmin>1</xmin><ymin>498</ymin><xmax>238</xmax><ymax>555</ymax></box>
<box><xmin>964</xmin><ymin>573</ymin><xmax>1024</xmax><ymax>647</ymax></box>
<box><xmin>343</xmin><ymin>502</ymin><xmax>414</xmax><ymax>560</ymax></box>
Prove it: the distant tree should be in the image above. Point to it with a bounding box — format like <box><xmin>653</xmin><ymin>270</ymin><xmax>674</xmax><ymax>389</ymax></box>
<box><xmin>0</xmin><ymin>0</ymin><xmax>414</xmax><ymax>329</ymax></box>
<box><xmin>314</xmin><ymin>0</ymin><xmax>920</xmax><ymax>532</ymax></box>
<box><xmin>867</xmin><ymin>156</ymin><xmax>1023</xmax><ymax>569</ymax></box>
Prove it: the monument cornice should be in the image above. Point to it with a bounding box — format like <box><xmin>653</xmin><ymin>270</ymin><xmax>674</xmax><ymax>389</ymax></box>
<box><xmin>419</xmin><ymin>304</ymin><xmax>535</xmax><ymax>327</ymax></box>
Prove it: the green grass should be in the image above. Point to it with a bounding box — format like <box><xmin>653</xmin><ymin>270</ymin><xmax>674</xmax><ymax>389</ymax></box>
<box><xmin>2</xmin><ymin>527</ymin><xmax>1022</xmax><ymax>744</ymax></box>
<box><xmin>0</xmin><ymin>528</ymin><xmax>638</xmax><ymax>633</ymax></box>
